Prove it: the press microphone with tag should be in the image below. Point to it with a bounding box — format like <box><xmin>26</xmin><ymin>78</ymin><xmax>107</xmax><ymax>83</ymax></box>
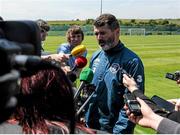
<box><xmin>70</xmin><ymin>45</ymin><xmax>86</xmax><ymax>57</ymax></box>
<box><xmin>74</xmin><ymin>67</ymin><xmax>94</xmax><ymax>100</ymax></box>
<box><xmin>67</xmin><ymin>56</ymin><xmax>87</xmax><ymax>82</ymax></box>
<box><xmin>71</xmin><ymin>56</ymin><xmax>87</xmax><ymax>72</ymax></box>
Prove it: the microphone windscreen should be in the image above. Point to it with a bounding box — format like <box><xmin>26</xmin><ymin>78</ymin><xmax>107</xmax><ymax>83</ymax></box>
<box><xmin>79</xmin><ymin>67</ymin><xmax>93</xmax><ymax>83</ymax></box>
<box><xmin>75</xmin><ymin>56</ymin><xmax>87</xmax><ymax>68</ymax></box>
<box><xmin>71</xmin><ymin>45</ymin><xmax>86</xmax><ymax>57</ymax></box>
<box><xmin>68</xmin><ymin>72</ymin><xmax>77</xmax><ymax>82</ymax></box>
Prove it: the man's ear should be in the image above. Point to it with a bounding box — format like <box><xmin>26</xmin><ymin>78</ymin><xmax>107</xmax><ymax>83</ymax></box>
<box><xmin>115</xmin><ymin>28</ymin><xmax>120</xmax><ymax>35</ymax></box>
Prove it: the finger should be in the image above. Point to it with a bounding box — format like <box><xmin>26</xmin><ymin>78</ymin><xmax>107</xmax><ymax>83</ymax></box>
<box><xmin>123</xmin><ymin>74</ymin><xmax>129</xmax><ymax>79</ymax></box>
<box><xmin>126</xmin><ymin>109</ymin><xmax>131</xmax><ymax>116</ymax></box>
<box><xmin>65</xmin><ymin>54</ymin><xmax>71</xmax><ymax>58</ymax></box>
<box><xmin>128</xmin><ymin>113</ymin><xmax>137</xmax><ymax>123</ymax></box>
<box><xmin>136</xmin><ymin>97</ymin><xmax>146</xmax><ymax>106</ymax></box>
<box><xmin>124</xmin><ymin>104</ymin><xmax>128</xmax><ymax>110</ymax></box>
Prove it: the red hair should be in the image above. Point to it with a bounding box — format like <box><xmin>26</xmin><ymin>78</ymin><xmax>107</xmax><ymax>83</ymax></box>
<box><xmin>11</xmin><ymin>68</ymin><xmax>75</xmax><ymax>133</ymax></box>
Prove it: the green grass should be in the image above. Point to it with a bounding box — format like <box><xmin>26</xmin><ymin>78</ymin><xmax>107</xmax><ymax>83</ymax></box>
<box><xmin>44</xmin><ymin>35</ymin><xmax>180</xmax><ymax>134</ymax></box>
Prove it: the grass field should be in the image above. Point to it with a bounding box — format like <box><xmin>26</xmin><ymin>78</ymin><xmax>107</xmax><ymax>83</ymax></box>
<box><xmin>44</xmin><ymin>35</ymin><xmax>180</xmax><ymax>134</ymax></box>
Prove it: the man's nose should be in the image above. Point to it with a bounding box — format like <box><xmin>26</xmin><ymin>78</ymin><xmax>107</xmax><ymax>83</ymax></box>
<box><xmin>97</xmin><ymin>34</ymin><xmax>103</xmax><ymax>40</ymax></box>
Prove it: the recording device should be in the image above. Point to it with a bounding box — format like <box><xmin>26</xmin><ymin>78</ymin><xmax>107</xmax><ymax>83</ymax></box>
<box><xmin>165</xmin><ymin>71</ymin><xmax>180</xmax><ymax>81</ymax></box>
<box><xmin>0</xmin><ymin>20</ymin><xmax>75</xmax><ymax>132</ymax></box>
<box><xmin>151</xmin><ymin>95</ymin><xmax>175</xmax><ymax>112</ymax></box>
<box><xmin>124</xmin><ymin>93</ymin><xmax>142</xmax><ymax>116</ymax></box>
<box><xmin>0</xmin><ymin>20</ymin><xmax>41</xmax><ymax>56</ymax></box>
<box><xmin>0</xmin><ymin>70</ymin><xmax>19</xmax><ymax>123</ymax></box>
<box><xmin>75</xmin><ymin>84</ymin><xmax>96</xmax><ymax>119</ymax></box>
<box><xmin>0</xmin><ymin>21</ymin><xmax>41</xmax><ymax>75</ymax></box>
<box><xmin>121</xmin><ymin>68</ymin><xmax>132</xmax><ymax>78</ymax></box>
<box><xmin>0</xmin><ymin>20</ymin><xmax>41</xmax><ymax>123</ymax></box>
<box><xmin>0</xmin><ymin>21</ymin><xmax>62</xmax><ymax>77</ymax></box>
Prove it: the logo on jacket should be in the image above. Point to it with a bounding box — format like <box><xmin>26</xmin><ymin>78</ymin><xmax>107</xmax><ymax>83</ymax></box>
<box><xmin>92</xmin><ymin>58</ymin><xmax>100</xmax><ymax>72</ymax></box>
<box><xmin>110</xmin><ymin>63</ymin><xmax>120</xmax><ymax>73</ymax></box>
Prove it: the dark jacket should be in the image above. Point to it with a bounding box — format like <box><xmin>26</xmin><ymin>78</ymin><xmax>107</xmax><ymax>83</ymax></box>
<box><xmin>85</xmin><ymin>42</ymin><xmax>145</xmax><ymax>133</ymax></box>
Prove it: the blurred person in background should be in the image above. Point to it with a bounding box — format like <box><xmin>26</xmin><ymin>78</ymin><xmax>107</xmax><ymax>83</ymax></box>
<box><xmin>36</xmin><ymin>19</ymin><xmax>50</xmax><ymax>54</ymax></box>
<box><xmin>36</xmin><ymin>19</ymin><xmax>71</xmax><ymax>74</ymax></box>
<box><xmin>55</xmin><ymin>25</ymin><xmax>88</xmax><ymax>84</ymax></box>
<box><xmin>57</xmin><ymin>25</ymin><xmax>87</xmax><ymax>75</ymax></box>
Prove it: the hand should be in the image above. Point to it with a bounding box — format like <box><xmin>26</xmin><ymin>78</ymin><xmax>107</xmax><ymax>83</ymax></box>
<box><xmin>167</xmin><ymin>98</ymin><xmax>180</xmax><ymax>111</ymax></box>
<box><xmin>51</xmin><ymin>53</ymin><xmax>70</xmax><ymax>62</ymax></box>
<box><xmin>123</xmin><ymin>74</ymin><xmax>138</xmax><ymax>92</ymax></box>
<box><xmin>124</xmin><ymin>97</ymin><xmax>163</xmax><ymax>130</ymax></box>
<box><xmin>177</xmin><ymin>79</ymin><xmax>180</xmax><ymax>84</ymax></box>
<box><xmin>60</xmin><ymin>62</ymin><xmax>71</xmax><ymax>74</ymax></box>
<box><xmin>41</xmin><ymin>53</ymin><xmax>70</xmax><ymax>62</ymax></box>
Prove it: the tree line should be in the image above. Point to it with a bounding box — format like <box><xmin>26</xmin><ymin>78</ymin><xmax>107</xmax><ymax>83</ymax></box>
<box><xmin>48</xmin><ymin>19</ymin><xmax>180</xmax><ymax>35</ymax></box>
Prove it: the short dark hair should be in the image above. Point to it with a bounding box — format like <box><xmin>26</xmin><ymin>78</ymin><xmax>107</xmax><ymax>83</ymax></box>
<box><xmin>36</xmin><ymin>19</ymin><xmax>50</xmax><ymax>32</ymax></box>
<box><xmin>93</xmin><ymin>13</ymin><xmax>119</xmax><ymax>31</ymax></box>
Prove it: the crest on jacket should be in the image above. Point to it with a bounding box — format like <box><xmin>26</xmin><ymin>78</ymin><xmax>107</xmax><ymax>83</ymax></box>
<box><xmin>110</xmin><ymin>63</ymin><xmax>120</xmax><ymax>74</ymax></box>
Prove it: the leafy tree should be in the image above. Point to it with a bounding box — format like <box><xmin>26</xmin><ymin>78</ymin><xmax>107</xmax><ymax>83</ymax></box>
<box><xmin>85</xmin><ymin>19</ymin><xmax>94</xmax><ymax>25</ymax></box>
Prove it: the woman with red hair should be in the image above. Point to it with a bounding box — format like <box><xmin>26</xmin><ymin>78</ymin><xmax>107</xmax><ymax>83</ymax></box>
<box><xmin>8</xmin><ymin>67</ymin><xmax>75</xmax><ymax>134</ymax></box>
<box><xmin>1</xmin><ymin>58</ymin><xmax>99</xmax><ymax>134</ymax></box>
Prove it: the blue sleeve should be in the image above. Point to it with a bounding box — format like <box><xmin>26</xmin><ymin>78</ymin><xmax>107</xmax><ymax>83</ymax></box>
<box><xmin>82</xmin><ymin>50</ymin><xmax>87</xmax><ymax>58</ymax></box>
<box><xmin>113</xmin><ymin>57</ymin><xmax>145</xmax><ymax>133</ymax></box>
<box><xmin>57</xmin><ymin>44</ymin><xmax>70</xmax><ymax>54</ymax></box>
<box><xmin>125</xmin><ymin>57</ymin><xmax>145</xmax><ymax>93</ymax></box>
<box><xmin>113</xmin><ymin>108</ymin><xmax>135</xmax><ymax>134</ymax></box>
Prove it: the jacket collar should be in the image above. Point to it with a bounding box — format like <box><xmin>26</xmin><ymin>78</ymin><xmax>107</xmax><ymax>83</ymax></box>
<box><xmin>104</xmin><ymin>41</ymin><xmax>125</xmax><ymax>55</ymax></box>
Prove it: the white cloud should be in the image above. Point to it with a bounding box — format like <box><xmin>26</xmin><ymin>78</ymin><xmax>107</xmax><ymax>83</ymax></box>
<box><xmin>1</xmin><ymin>0</ymin><xmax>180</xmax><ymax>20</ymax></box>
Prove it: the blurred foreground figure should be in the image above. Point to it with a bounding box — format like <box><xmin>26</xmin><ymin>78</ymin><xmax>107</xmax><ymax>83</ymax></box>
<box><xmin>1</xmin><ymin>59</ymin><xmax>101</xmax><ymax>134</ymax></box>
<box><xmin>1</xmin><ymin>60</ymin><xmax>75</xmax><ymax>133</ymax></box>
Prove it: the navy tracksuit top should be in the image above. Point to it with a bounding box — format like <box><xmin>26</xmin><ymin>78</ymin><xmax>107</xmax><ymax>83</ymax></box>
<box><xmin>85</xmin><ymin>41</ymin><xmax>145</xmax><ymax>134</ymax></box>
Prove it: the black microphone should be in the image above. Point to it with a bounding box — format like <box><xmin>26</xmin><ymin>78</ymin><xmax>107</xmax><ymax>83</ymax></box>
<box><xmin>68</xmin><ymin>72</ymin><xmax>77</xmax><ymax>82</ymax></box>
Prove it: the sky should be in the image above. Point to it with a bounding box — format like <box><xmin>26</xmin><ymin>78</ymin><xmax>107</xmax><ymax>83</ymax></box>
<box><xmin>0</xmin><ymin>0</ymin><xmax>180</xmax><ymax>21</ymax></box>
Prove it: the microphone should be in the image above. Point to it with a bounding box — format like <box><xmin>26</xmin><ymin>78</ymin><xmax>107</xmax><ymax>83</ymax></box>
<box><xmin>11</xmin><ymin>55</ymin><xmax>60</xmax><ymax>76</ymax></box>
<box><xmin>71</xmin><ymin>56</ymin><xmax>87</xmax><ymax>71</ymax></box>
<box><xmin>70</xmin><ymin>45</ymin><xmax>86</xmax><ymax>57</ymax></box>
<box><xmin>76</xmin><ymin>90</ymin><xmax>95</xmax><ymax>117</ymax></box>
<box><xmin>67</xmin><ymin>56</ymin><xmax>87</xmax><ymax>82</ymax></box>
<box><xmin>68</xmin><ymin>72</ymin><xmax>77</xmax><ymax>83</ymax></box>
<box><xmin>74</xmin><ymin>67</ymin><xmax>94</xmax><ymax>100</ymax></box>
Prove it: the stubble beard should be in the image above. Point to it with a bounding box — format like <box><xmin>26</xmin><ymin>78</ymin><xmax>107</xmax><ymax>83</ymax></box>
<box><xmin>100</xmin><ymin>37</ymin><xmax>116</xmax><ymax>51</ymax></box>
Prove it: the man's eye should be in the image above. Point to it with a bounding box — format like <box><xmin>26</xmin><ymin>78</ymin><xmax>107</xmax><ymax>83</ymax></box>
<box><xmin>95</xmin><ymin>33</ymin><xmax>99</xmax><ymax>36</ymax></box>
<box><xmin>95</xmin><ymin>32</ymin><xmax>105</xmax><ymax>36</ymax></box>
<box><xmin>100</xmin><ymin>32</ymin><xmax>105</xmax><ymax>35</ymax></box>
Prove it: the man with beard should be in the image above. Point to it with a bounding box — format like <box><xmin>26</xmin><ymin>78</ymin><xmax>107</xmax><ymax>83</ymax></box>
<box><xmin>84</xmin><ymin>13</ymin><xmax>145</xmax><ymax>134</ymax></box>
